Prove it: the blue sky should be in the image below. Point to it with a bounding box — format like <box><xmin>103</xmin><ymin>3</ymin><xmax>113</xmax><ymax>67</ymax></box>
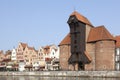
<box><xmin>0</xmin><ymin>0</ymin><xmax>120</xmax><ymax>51</ymax></box>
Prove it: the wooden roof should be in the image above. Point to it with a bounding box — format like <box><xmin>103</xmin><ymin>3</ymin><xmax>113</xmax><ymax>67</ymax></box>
<box><xmin>70</xmin><ymin>11</ymin><xmax>93</xmax><ymax>26</ymax></box>
<box><xmin>68</xmin><ymin>51</ymin><xmax>91</xmax><ymax>64</ymax></box>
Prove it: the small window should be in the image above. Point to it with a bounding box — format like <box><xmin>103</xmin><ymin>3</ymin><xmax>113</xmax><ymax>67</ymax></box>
<box><xmin>116</xmin><ymin>63</ymin><xmax>120</xmax><ymax>70</ymax></box>
<box><xmin>74</xmin><ymin>34</ymin><xmax>77</xmax><ymax>38</ymax></box>
<box><xmin>74</xmin><ymin>26</ymin><xmax>76</xmax><ymax>31</ymax></box>
<box><xmin>116</xmin><ymin>56</ymin><xmax>120</xmax><ymax>62</ymax></box>
<box><xmin>74</xmin><ymin>46</ymin><xmax>77</xmax><ymax>51</ymax></box>
<box><xmin>53</xmin><ymin>52</ymin><xmax>54</xmax><ymax>55</ymax></box>
<box><xmin>116</xmin><ymin>48</ymin><xmax>120</xmax><ymax>56</ymax></box>
<box><xmin>30</xmin><ymin>51</ymin><xmax>32</xmax><ymax>54</ymax></box>
<box><xmin>25</xmin><ymin>55</ymin><xmax>27</xmax><ymax>57</ymax></box>
<box><xmin>74</xmin><ymin>46</ymin><xmax>77</xmax><ymax>48</ymax></box>
<box><xmin>74</xmin><ymin>40</ymin><xmax>77</xmax><ymax>44</ymax></box>
<box><xmin>23</xmin><ymin>48</ymin><xmax>25</xmax><ymax>50</ymax></box>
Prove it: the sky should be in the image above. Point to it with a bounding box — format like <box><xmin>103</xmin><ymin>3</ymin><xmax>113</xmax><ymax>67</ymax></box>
<box><xmin>0</xmin><ymin>0</ymin><xmax>120</xmax><ymax>51</ymax></box>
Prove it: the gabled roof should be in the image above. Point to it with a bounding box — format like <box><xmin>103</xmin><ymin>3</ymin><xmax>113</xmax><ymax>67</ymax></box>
<box><xmin>5</xmin><ymin>50</ymin><xmax>11</xmax><ymax>56</ymax></box>
<box><xmin>20</xmin><ymin>42</ymin><xmax>27</xmax><ymax>48</ymax></box>
<box><xmin>59</xmin><ymin>33</ymin><xmax>70</xmax><ymax>45</ymax></box>
<box><xmin>70</xmin><ymin>11</ymin><xmax>93</xmax><ymax>26</ymax></box>
<box><xmin>87</xmin><ymin>26</ymin><xmax>115</xmax><ymax>42</ymax></box>
<box><xmin>115</xmin><ymin>36</ymin><xmax>120</xmax><ymax>47</ymax></box>
<box><xmin>0</xmin><ymin>50</ymin><xmax>4</xmax><ymax>54</ymax></box>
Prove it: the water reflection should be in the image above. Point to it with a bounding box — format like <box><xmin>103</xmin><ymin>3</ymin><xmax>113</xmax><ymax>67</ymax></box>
<box><xmin>0</xmin><ymin>76</ymin><xmax>120</xmax><ymax>80</ymax></box>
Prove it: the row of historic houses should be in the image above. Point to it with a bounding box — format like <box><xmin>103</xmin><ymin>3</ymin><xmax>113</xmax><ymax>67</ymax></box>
<box><xmin>0</xmin><ymin>42</ymin><xmax>59</xmax><ymax>71</ymax></box>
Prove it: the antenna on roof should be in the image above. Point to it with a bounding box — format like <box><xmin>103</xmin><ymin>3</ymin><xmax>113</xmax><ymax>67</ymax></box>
<box><xmin>73</xmin><ymin>6</ymin><xmax>76</xmax><ymax>12</ymax></box>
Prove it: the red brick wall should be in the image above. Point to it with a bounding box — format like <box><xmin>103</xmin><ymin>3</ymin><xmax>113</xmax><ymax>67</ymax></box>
<box><xmin>59</xmin><ymin>45</ymin><xmax>71</xmax><ymax>70</ymax></box>
<box><xmin>85</xmin><ymin>43</ymin><xmax>96</xmax><ymax>71</ymax></box>
<box><xmin>95</xmin><ymin>41</ymin><xmax>115</xmax><ymax>71</ymax></box>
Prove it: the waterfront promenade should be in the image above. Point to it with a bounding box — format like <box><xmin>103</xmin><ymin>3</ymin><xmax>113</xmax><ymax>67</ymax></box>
<box><xmin>0</xmin><ymin>71</ymin><xmax>120</xmax><ymax>77</ymax></box>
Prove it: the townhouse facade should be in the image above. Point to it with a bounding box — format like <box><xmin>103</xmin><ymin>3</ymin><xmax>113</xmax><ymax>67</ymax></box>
<box><xmin>11</xmin><ymin>48</ymin><xmax>17</xmax><ymax>61</ymax></box>
<box><xmin>23</xmin><ymin>46</ymin><xmax>37</xmax><ymax>66</ymax></box>
<box><xmin>37</xmin><ymin>44</ymin><xmax>59</xmax><ymax>70</ymax></box>
<box><xmin>0</xmin><ymin>51</ymin><xmax>5</xmax><ymax>62</ymax></box>
<box><xmin>16</xmin><ymin>42</ymin><xmax>27</xmax><ymax>62</ymax></box>
<box><xmin>16</xmin><ymin>42</ymin><xmax>39</xmax><ymax>71</ymax></box>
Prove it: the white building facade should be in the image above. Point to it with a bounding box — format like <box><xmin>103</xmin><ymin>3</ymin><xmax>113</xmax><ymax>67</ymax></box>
<box><xmin>115</xmin><ymin>48</ymin><xmax>120</xmax><ymax>71</ymax></box>
<box><xmin>11</xmin><ymin>48</ymin><xmax>17</xmax><ymax>60</ymax></box>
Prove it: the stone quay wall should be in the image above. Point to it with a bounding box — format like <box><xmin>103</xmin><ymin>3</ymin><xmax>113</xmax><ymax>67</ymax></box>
<box><xmin>0</xmin><ymin>71</ymin><xmax>120</xmax><ymax>77</ymax></box>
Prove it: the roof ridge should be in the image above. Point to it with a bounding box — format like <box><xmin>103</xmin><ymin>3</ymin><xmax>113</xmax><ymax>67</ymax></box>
<box><xmin>70</xmin><ymin>11</ymin><xmax>93</xmax><ymax>26</ymax></box>
<box><xmin>72</xmin><ymin>11</ymin><xmax>86</xmax><ymax>19</ymax></box>
<box><xmin>20</xmin><ymin>42</ymin><xmax>28</xmax><ymax>48</ymax></box>
<box><xmin>102</xmin><ymin>26</ymin><xmax>115</xmax><ymax>40</ymax></box>
<box><xmin>59</xmin><ymin>33</ymin><xmax>70</xmax><ymax>45</ymax></box>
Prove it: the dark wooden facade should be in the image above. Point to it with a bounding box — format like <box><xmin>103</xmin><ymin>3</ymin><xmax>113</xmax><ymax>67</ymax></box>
<box><xmin>67</xmin><ymin>16</ymin><xmax>90</xmax><ymax>70</ymax></box>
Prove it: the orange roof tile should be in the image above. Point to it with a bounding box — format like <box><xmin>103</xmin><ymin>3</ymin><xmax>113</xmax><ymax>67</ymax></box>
<box><xmin>70</xmin><ymin>11</ymin><xmax>93</xmax><ymax>26</ymax></box>
<box><xmin>87</xmin><ymin>26</ymin><xmax>115</xmax><ymax>42</ymax></box>
<box><xmin>115</xmin><ymin>36</ymin><xmax>120</xmax><ymax>47</ymax></box>
<box><xmin>59</xmin><ymin>33</ymin><xmax>70</xmax><ymax>45</ymax></box>
<box><xmin>20</xmin><ymin>42</ymin><xmax>27</xmax><ymax>48</ymax></box>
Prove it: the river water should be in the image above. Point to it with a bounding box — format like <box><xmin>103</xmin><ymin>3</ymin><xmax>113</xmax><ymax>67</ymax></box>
<box><xmin>0</xmin><ymin>76</ymin><xmax>120</xmax><ymax>80</ymax></box>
